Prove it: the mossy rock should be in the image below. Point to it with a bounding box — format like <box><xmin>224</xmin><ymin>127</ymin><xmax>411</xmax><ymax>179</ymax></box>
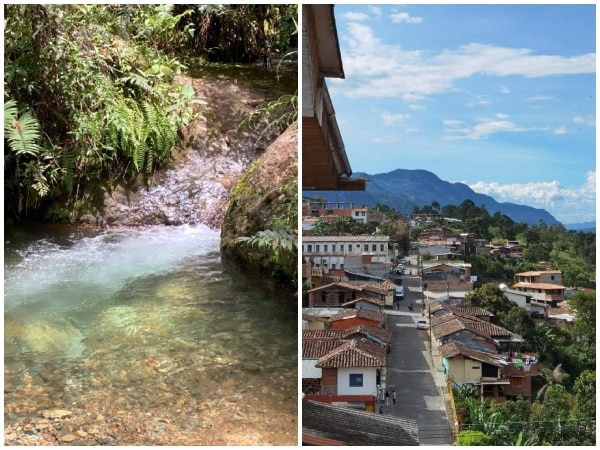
<box><xmin>220</xmin><ymin>122</ymin><xmax>297</xmax><ymax>307</ymax></box>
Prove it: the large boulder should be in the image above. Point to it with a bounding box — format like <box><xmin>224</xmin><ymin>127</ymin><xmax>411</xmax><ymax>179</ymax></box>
<box><xmin>220</xmin><ymin>123</ymin><xmax>297</xmax><ymax>307</ymax></box>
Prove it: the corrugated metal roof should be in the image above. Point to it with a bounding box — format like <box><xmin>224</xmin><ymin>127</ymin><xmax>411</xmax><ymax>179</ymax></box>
<box><xmin>302</xmin><ymin>359</ymin><xmax>322</xmax><ymax>378</ymax></box>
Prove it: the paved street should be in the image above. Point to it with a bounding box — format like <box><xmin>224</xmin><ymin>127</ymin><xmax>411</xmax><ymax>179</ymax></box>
<box><xmin>381</xmin><ymin>258</ymin><xmax>454</xmax><ymax>445</ymax></box>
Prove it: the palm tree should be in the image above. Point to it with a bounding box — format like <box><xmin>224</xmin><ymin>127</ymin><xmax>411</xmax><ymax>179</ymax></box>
<box><xmin>536</xmin><ymin>363</ymin><xmax>570</xmax><ymax>402</ymax></box>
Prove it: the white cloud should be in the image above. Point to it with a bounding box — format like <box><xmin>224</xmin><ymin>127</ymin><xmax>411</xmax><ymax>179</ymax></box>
<box><xmin>390</xmin><ymin>12</ymin><xmax>423</xmax><ymax>24</ymax></box>
<box><xmin>496</xmin><ymin>113</ymin><xmax>509</xmax><ymax>119</ymax></box>
<box><xmin>343</xmin><ymin>12</ymin><xmax>369</xmax><ymax>22</ymax></box>
<box><xmin>382</xmin><ymin>111</ymin><xmax>411</xmax><ymax>125</ymax></box>
<box><xmin>372</xmin><ymin>136</ymin><xmax>400</xmax><ymax>143</ymax></box>
<box><xmin>469</xmin><ymin>171</ymin><xmax>596</xmax><ymax>223</ymax></box>
<box><xmin>409</xmin><ymin>104</ymin><xmax>426</xmax><ymax>111</ymax></box>
<box><xmin>500</xmin><ymin>85</ymin><xmax>511</xmax><ymax>94</ymax></box>
<box><xmin>443</xmin><ymin>119</ymin><xmax>463</xmax><ymax>126</ymax></box>
<box><xmin>466</xmin><ymin>95</ymin><xmax>491</xmax><ymax>107</ymax></box>
<box><xmin>402</xmin><ymin>93</ymin><xmax>425</xmax><ymax>102</ymax></box>
<box><xmin>445</xmin><ymin>119</ymin><xmax>523</xmax><ymax>140</ymax></box>
<box><xmin>368</xmin><ymin>6</ymin><xmax>381</xmax><ymax>18</ymax></box>
<box><xmin>444</xmin><ymin>117</ymin><xmax>550</xmax><ymax>140</ymax></box>
<box><xmin>336</xmin><ymin>25</ymin><xmax>595</xmax><ymax>99</ymax></box>
<box><xmin>573</xmin><ymin>115</ymin><xmax>596</xmax><ymax>127</ymax></box>
<box><xmin>527</xmin><ymin>95</ymin><xmax>554</xmax><ymax>102</ymax></box>
<box><xmin>554</xmin><ymin>125</ymin><xmax>567</xmax><ymax>134</ymax></box>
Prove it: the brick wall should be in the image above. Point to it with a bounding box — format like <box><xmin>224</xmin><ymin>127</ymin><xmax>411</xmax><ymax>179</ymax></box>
<box><xmin>321</xmin><ymin>368</ymin><xmax>338</xmax><ymax>395</ymax></box>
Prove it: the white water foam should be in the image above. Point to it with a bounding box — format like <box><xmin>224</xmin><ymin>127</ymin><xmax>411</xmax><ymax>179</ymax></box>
<box><xmin>4</xmin><ymin>225</ymin><xmax>221</xmax><ymax>313</ymax></box>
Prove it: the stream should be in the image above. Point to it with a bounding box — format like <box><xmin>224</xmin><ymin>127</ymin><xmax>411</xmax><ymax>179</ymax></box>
<box><xmin>4</xmin><ymin>223</ymin><xmax>297</xmax><ymax>445</ymax></box>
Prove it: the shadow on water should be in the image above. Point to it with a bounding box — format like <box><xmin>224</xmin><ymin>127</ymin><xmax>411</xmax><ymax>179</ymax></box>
<box><xmin>4</xmin><ymin>222</ymin><xmax>297</xmax><ymax>445</ymax></box>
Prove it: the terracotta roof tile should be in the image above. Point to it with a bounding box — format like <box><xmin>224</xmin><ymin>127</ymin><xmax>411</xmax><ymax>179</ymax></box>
<box><xmin>512</xmin><ymin>282</ymin><xmax>566</xmax><ymax>290</ymax></box>
<box><xmin>302</xmin><ymin>400</ymin><xmax>419</xmax><ymax>446</ymax></box>
<box><xmin>327</xmin><ymin>308</ymin><xmax>384</xmax><ymax>324</ymax></box>
<box><xmin>302</xmin><ymin>338</ymin><xmax>344</xmax><ymax>359</ymax></box>
<box><xmin>464</xmin><ymin>321</ymin><xmax>512</xmax><ymax>338</ymax></box>
<box><xmin>430</xmin><ymin>318</ymin><xmax>465</xmax><ymax>340</ymax></box>
<box><xmin>316</xmin><ymin>338</ymin><xmax>386</xmax><ymax>368</ymax></box>
<box><xmin>439</xmin><ymin>341</ymin><xmax>503</xmax><ymax>367</ymax></box>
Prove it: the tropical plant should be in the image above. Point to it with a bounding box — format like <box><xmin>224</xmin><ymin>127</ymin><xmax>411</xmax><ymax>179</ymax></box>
<box><xmin>536</xmin><ymin>363</ymin><xmax>570</xmax><ymax>402</ymax></box>
<box><xmin>237</xmin><ymin>91</ymin><xmax>297</xmax><ymax>144</ymax></box>
<box><xmin>457</xmin><ymin>430</ymin><xmax>492</xmax><ymax>446</ymax></box>
<box><xmin>502</xmin><ymin>431</ymin><xmax>537</xmax><ymax>446</ymax></box>
<box><xmin>4</xmin><ymin>4</ymin><xmax>205</xmax><ymax>219</ymax></box>
<box><xmin>4</xmin><ymin>99</ymin><xmax>61</xmax><ymax>212</ymax></box>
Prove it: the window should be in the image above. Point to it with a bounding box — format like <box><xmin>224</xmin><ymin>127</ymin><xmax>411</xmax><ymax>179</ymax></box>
<box><xmin>349</xmin><ymin>374</ymin><xmax>363</xmax><ymax>387</ymax></box>
<box><xmin>323</xmin><ymin>244</ymin><xmax>328</xmax><ymax>252</ymax></box>
<box><xmin>348</xmin><ymin>244</ymin><xmax>352</xmax><ymax>252</ymax></box>
<box><xmin>511</xmin><ymin>377</ymin><xmax>524</xmax><ymax>387</ymax></box>
<box><xmin>364</xmin><ymin>244</ymin><xmax>369</xmax><ymax>251</ymax></box>
<box><xmin>340</xmin><ymin>264</ymin><xmax>344</xmax><ymax>270</ymax></box>
<box><xmin>372</xmin><ymin>244</ymin><xmax>376</xmax><ymax>252</ymax></box>
<box><xmin>331</xmin><ymin>264</ymin><xmax>336</xmax><ymax>270</ymax></box>
<box><xmin>332</xmin><ymin>245</ymin><xmax>336</xmax><ymax>252</ymax></box>
<box><xmin>307</xmin><ymin>245</ymin><xmax>312</xmax><ymax>252</ymax></box>
<box><xmin>380</xmin><ymin>244</ymin><xmax>385</xmax><ymax>251</ymax></box>
<box><xmin>316</xmin><ymin>245</ymin><xmax>320</xmax><ymax>252</ymax></box>
<box><xmin>340</xmin><ymin>244</ymin><xmax>344</xmax><ymax>252</ymax></box>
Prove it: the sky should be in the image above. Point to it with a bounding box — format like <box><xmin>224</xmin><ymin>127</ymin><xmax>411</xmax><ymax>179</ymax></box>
<box><xmin>326</xmin><ymin>4</ymin><xmax>596</xmax><ymax>224</ymax></box>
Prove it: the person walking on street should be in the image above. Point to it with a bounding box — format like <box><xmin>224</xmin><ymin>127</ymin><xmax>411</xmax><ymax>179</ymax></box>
<box><xmin>392</xmin><ymin>390</ymin><xmax>396</xmax><ymax>405</ymax></box>
<box><xmin>385</xmin><ymin>390</ymin><xmax>390</xmax><ymax>407</ymax></box>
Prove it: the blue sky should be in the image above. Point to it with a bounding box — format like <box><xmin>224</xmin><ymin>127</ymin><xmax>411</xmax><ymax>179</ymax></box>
<box><xmin>327</xmin><ymin>4</ymin><xmax>596</xmax><ymax>224</ymax></box>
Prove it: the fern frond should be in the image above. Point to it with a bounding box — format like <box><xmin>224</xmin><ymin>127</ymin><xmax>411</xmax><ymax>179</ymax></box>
<box><xmin>4</xmin><ymin>102</ymin><xmax>42</xmax><ymax>158</ymax></box>
<box><xmin>117</xmin><ymin>73</ymin><xmax>159</xmax><ymax>99</ymax></box>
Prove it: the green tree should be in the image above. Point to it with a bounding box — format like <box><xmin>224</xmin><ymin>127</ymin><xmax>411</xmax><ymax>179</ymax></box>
<box><xmin>498</xmin><ymin>307</ymin><xmax>535</xmax><ymax>342</ymax></box>
<box><xmin>529</xmin><ymin>385</ymin><xmax>584</xmax><ymax>445</ymax></box>
<box><xmin>570</xmin><ymin>370</ymin><xmax>595</xmax><ymax>423</ymax></box>
<box><xmin>333</xmin><ymin>216</ymin><xmax>354</xmax><ymax>235</ymax></box>
<box><xmin>464</xmin><ymin>283</ymin><xmax>514</xmax><ymax>316</ymax></box>
<box><xmin>313</xmin><ymin>217</ymin><xmax>334</xmax><ymax>236</ymax></box>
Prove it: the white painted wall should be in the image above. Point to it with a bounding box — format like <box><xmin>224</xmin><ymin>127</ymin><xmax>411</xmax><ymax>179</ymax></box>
<box><xmin>337</xmin><ymin>367</ymin><xmax>378</xmax><ymax>396</ymax></box>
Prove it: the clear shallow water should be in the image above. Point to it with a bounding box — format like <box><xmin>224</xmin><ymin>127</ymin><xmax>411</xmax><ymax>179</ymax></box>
<box><xmin>4</xmin><ymin>224</ymin><xmax>297</xmax><ymax>445</ymax></box>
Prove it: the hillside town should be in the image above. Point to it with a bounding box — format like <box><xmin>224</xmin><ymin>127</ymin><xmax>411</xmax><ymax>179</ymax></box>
<box><xmin>301</xmin><ymin>5</ymin><xmax>594</xmax><ymax>446</ymax></box>
<box><xmin>300</xmin><ymin>198</ymin><xmax>591</xmax><ymax>444</ymax></box>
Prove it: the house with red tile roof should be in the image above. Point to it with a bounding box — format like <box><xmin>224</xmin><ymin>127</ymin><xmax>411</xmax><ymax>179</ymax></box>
<box><xmin>440</xmin><ymin>340</ymin><xmax>538</xmax><ymax>402</ymax></box>
<box><xmin>327</xmin><ymin>308</ymin><xmax>385</xmax><ymax>330</ymax></box>
<box><xmin>430</xmin><ymin>301</ymin><xmax>536</xmax><ymax>402</ymax></box>
<box><xmin>512</xmin><ymin>270</ymin><xmax>566</xmax><ymax>306</ymax></box>
<box><xmin>307</xmin><ymin>280</ymin><xmax>397</xmax><ymax>308</ymax></box>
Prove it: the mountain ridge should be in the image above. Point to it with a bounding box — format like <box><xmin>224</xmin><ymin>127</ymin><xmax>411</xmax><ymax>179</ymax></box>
<box><xmin>304</xmin><ymin>168</ymin><xmax>561</xmax><ymax>226</ymax></box>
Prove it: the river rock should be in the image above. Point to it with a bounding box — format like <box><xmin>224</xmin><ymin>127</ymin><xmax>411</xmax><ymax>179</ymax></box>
<box><xmin>41</xmin><ymin>409</ymin><xmax>72</xmax><ymax>419</ymax></box>
<box><xmin>220</xmin><ymin>123</ymin><xmax>297</xmax><ymax>307</ymax></box>
<box><xmin>60</xmin><ymin>433</ymin><xmax>77</xmax><ymax>442</ymax></box>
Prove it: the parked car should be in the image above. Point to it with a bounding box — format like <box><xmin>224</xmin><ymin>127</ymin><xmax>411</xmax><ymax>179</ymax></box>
<box><xmin>399</xmin><ymin>259</ymin><xmax>406</xmax><ymax>265</ymax></box>
<box><xmin>395</xmin><ymin>286</ymin><xmax>404</xmax><ymax>300</ymax></box>
<box><xmin>416</xmin><ymin>319</ymin><xmax>428</xmax><ymax>330</ymax></box>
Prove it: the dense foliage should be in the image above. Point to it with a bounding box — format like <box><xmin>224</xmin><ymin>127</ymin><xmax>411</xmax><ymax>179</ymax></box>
<box><xmin>459</xmin><ymin>284</ymin><xmax>596</xmax><ymax>445</ymax></box>
<box><xmin>4</xmin><ymin>4</ymin><xmax>297</xmax><ymax>221</ymax></box>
